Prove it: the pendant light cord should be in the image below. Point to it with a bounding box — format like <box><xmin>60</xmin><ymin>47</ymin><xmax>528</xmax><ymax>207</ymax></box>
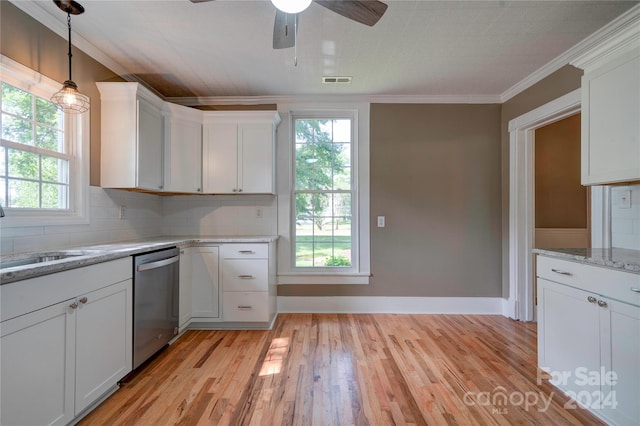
<box><xmin>67</xmin><ymin>13</ymin><xmax>73</xmax><ymax>82</ymax></box>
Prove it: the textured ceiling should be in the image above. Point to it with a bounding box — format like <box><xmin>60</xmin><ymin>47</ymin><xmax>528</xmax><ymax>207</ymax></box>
<box><xmin>16</xmin><ymin>0</ymin><xmax>640</xmax><ymax>99</ymax></box>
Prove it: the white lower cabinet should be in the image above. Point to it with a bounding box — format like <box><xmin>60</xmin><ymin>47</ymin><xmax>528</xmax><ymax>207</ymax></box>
<box><xmin>0</xmin><ymin>258</ymin><xmax>132</xmax><ymax>426</ymax></box>
<box><xmin>1</xmin><ymin>299</ymin><xmax>76</xmax><ymax>426</ymax></box>
<box><xmin>191</xmin><ymin>246</ymin><xmax>220</xmax><ymax>319</ymax></box>
<box><xmin>537</xmin><ymin>255</ymin><xmax>640</xmax><ymax>425</ymax></box>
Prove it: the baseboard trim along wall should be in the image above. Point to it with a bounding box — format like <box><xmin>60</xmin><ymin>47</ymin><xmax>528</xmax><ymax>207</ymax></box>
<box><xmin>277</xmin><ymin>296</ymin><xmax>505</xmax><ymax>315</ymax></box>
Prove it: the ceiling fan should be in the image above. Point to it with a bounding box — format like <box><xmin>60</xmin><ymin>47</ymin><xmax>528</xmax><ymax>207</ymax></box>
<box><xmin>189</xmin><ymin>0</ymin><xmax>388</xmax><ymax>49</ymax></box>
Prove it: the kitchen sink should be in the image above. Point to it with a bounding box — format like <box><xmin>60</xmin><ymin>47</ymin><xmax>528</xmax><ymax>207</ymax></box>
<box><xmin>0</xmin><ymin>250</ymin><xmax>104</xmax><ymax>269</ymax></box>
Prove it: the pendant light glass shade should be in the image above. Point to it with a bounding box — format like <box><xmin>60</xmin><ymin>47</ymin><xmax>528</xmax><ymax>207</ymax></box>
<box><xmin>51</xmin><ymin>0</ymin><xmax>89</xmax><ymax>114</ymax></box>
<box><xmin>271</xmin><ymin>0</ymin><xmax>312</xmax><ymax>14</ymax></box>
<box><xmin>51</xmin><ymin>80</ymin><xmax>90</xmax><ymax>113</ymax></box>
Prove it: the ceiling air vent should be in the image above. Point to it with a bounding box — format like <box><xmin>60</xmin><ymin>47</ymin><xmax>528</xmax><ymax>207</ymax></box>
<box><xmin>322</xmin><ymin>76</ymin><xmax>352</xmax><ymax>84</ymax></box>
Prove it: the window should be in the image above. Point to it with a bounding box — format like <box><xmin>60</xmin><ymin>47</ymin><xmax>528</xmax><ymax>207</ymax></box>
<box><xmin>1</xmin><ymin>82</ymin><xmax>70</xmax><ymax>209</ymax></box>
<box><xmin>0</xmin><ymin>55</ymin><xmax>89</xmax><ymax>226</ymax></box>
<box><xmin>277</xmin><ymin>104</ymin><xmax>371</xmax><ymax>285</ymax></box>
<box><xmin>293</xmin><ymin>117</ymin><xmax>353</xmax><ymax>268</ymax></box>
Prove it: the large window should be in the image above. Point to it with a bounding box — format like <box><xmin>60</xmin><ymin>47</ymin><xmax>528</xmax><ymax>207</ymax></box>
<box><xmin>0</xmin><ymin>55</ymin><xmax>89</xmax><ymax>226</ymax></box>
<box><xmin>293</xmin><ymin>115</ymin><xmax>355</xmax><ymax>269</ymax></box>
<box><xmin>1</xmin><ymin>82</ymin><xmax>70</xmax><ymax>209</ymax></box>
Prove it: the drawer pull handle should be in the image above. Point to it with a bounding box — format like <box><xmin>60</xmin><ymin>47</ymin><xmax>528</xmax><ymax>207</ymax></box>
<box><xmin>551</xmin><ymin>268</ymin><xmax>572</xmax><ymax>276</ymax></box>
<box><xmin>238</xmin><ymin>275</ymin><xmax>255</xmax><ymax>279</ymax></box>
<box><xmin>239</xmin><ymin>250</ymin><xmax>255</xmax><ymax>254</ymax></box>
<box><xmin>587</xmin><ymin>296</ymin><xmax>597</xmax><ymax>304</ymax></box>
<box><xmin>631</xmin><ymin>288</ymin><xmax>640</xmax><ymax>293</ymax></box>
<box><xmin>237</xmin><ymin>305</ymin><xmax>253</xmax><ymax>310</ymax></box>
<box><xmin>597</xmin><ymin>300</ymin><xmax>608</xmax><ymax>308</ymax></box>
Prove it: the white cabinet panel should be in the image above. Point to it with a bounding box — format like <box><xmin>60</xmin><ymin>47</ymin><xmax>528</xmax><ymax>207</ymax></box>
<box><xmin>223</xmin><ymin>259</ymin><xmax>268</xmax><ymax>292</ymax></box>
<box><xmin>137</xmin><ymin>99</ymin><xmax>165</xmax><ymax>190</ymax></box>
<box><xmin>191</xmin><ymin>246</ymin><xmax>220</xmax><ymax>318</ymax></box>
<box><xmin>1</xmin><ymin>299</ymin><xmax>76</xmax><ymax>426</ymax></box>
<box><xmin>222</xmin><ymin>292</ymin><xmax>269</xmax><ymax>322</ymax></box>
<box><xmin>203</xmin><ymin>122</ymin><xmax>238</xmax><ymax>193</ymax></box>
<box><xmin>75</xmin><ymin>280</ymin><xmax>132</xmax><ymax>414</ymax></box>
<box><xmin>179</xmin><ymin>247</ymin><xmax>193</xmax><ymax>329</ymax></box>
<box><xmin>165</xmin><ymin>104</ymin><xmax>203</xmax><ymax>193</ymax></box>
<box><xmin>240</xmin><ymin>122</ymin><xmax>275</xmax><ymax>194</ymax></box>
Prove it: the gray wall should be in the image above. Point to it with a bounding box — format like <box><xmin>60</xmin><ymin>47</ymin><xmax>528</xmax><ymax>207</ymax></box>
<box><xmin>279</xmin><ymin>104</ymin><xmax>503</xmax><ymax>297</ymax></box>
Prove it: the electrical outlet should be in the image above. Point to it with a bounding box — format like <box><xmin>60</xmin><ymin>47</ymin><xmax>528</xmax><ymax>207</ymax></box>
<box><xmin>256</xmin><ymin>208</ymin><xmax>263</xmax><ymax>218</ymax></box>
<box><xmin>617</xmin><ymin>189</ymin><xmax>632</xmax><ymax>209</ymax></box>
<box><xmin>377</xmin><ymin>216</ymin><xmax>385</xmax><ymax>227</ymax></box>
<box><xmin>119</xmin><ymin>205</ymin><xmax>126</xmax><ymax>220</ymax></box>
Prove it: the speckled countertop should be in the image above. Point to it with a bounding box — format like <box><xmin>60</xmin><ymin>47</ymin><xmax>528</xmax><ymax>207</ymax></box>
<box><xmin>533</xmin><ymin>248</ymin><xmax>640</xmax><ymax>274</ymax></box>
<box><xmin>0</xmin><ymin>235</ymin><xmax>278</xmax><ymax>284</ymax></box>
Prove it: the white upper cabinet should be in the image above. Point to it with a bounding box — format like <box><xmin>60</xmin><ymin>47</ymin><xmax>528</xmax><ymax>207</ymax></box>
<box><xmin>97</xmin><ymin>82</ymin><xmax>166</xmax><ymax>191</ymax></box>
<box><xmin>164</xmin><ymin>103</ymin><xmax>203</xmax><ymax>193</ymax></box>
<box><xmin>202</xmin><ymin>111</ymin><xmax>280</xmax><ymax>194</ymax></box>
<box><xmin>571</xmin><ymin>26</ymin><xmax>640</xmax><ymax>185</ymax></box>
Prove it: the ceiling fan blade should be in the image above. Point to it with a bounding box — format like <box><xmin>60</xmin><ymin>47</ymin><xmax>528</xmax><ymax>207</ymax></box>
<box><xmin>273</xmin><ymin>10</ymin><xmax>298</xmax><ymax>49</ymax></box>
<box><xmin>314</xmin><ymin>0</ymin><xmax>387</xmax><ymax>26</ymax></box>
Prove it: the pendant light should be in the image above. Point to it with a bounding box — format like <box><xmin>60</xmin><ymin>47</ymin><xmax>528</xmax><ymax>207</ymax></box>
<box><xmin>271</xmin><ymin>0</ymin><xmax>312</xmax><ymax>14</ymax></box>
<box><xmin>51</xmin><ymin>0</ymin><xmax>90</xmax><ymax>114</ymax></box>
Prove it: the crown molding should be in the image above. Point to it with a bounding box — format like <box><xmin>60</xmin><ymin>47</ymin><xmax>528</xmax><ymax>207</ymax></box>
<box><xmin>166</xmin><ymin>94</ymin><xmax>502</xmax><ymax>106</ymax></box>
<box><xmin>499</xmin><ymin>3</ymin><xmax>640</xmax><ymax>103</ymax></box>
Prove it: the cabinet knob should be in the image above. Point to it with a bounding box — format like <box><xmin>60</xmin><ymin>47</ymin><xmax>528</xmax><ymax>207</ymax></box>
<box><xmin>159</xmin><ymin>185</ymin><xmax>164</xmax><ymax>190</ymax></box>
<box><xmin>232</xmin><ymin>188</ymin><xmax>238</xmax><ymax>192</ymax></box>
<box><xmin>69</xmin><ymin>302</ymin><xmax>79</xmax><ymax>310</ymax></box>
<box><xmin>597</xmin><ymin>300</ymin><xmax>608</xmax><ymax>308</ymax></box>
<box><xmin>197</xmin><ymin>188</ymin><xmax>202</xmax><ymax>192</ymax></box>
<box><xmin>79</xmin><ymin>297</ymin><xmax>88</xmax><ymax>304</ymax></box>
<box><xmin>587</xmin><ymin>296</ymin><xmax>597</xmax><ymax>304</ymax></box>
<box><xmin>238</xmin><ymin>188</ymin><xmax>243</xmax><ymax>192</ymax></box>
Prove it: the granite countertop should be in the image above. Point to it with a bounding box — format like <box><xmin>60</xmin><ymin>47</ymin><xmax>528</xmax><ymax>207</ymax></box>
<box><xmin>533</xmin><ymin>247</ymin><xmax>640</xmax><ymax>274</ymax></box>
<box><xmin>0</xmin><ymin>235</ymin><xmax>278</xmax><ymax>284</ymax></box>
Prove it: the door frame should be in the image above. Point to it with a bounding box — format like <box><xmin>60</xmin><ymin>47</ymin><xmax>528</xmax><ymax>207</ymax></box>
<box><xmin>506</xmin><ymin>88</ymin><xmax>610</xmax><ymax>321</ymax></box>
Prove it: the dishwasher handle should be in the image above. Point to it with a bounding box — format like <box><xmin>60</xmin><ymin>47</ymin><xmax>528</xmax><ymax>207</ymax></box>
<box><xmin>137</xmin><ymin>255</ymin><xmax>180</xmax><ymax>272</ymax></box>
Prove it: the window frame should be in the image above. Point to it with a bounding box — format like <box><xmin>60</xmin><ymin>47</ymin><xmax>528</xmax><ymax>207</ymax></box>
<box><xmin>291</xmin><ymin>112</ymin><xmax>358</xmax><ymax>273</ymax></box>
<box><xmin>0</xmin><ymin>55</ymin><xmax>90</xmax><ymax>227</ymax></box>
<box><xmin>277</xmin><ymin>103</ymin><xmax>371</xmax><ymax>285</ymax></box>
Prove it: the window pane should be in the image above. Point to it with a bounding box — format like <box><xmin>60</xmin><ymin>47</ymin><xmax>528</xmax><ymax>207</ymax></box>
<box><xmin>36</xmin><ymin>97</ymin><xmax>61</xmax><ymax>128</ymax></box>
<box><xmin>8</xmin><ymin>150</ymin><xmax>38</xmax><ymax>179</ymax></box>
<box><xmin>42</xmin><ymin>183</ymin><xmax>68</xmax><ymax>209</ymax></box>
<box><xmin>41</xmin><ymin>156</ymin><xmax>69</xmax><ymax>184</ymax></box>
<box><xmin>1</xmin><ymin>83</ymin><xmax>33</xmax><ymax>119</ymax></box>
<box><xmin>332</xmin><ymin>120</ymin><xmax>351</xmax><ymax>143</ymax></box>
<box><xmin>0</xmin><ymin>177</ymin><xmax>5</xmax><ymax>206</ymax></box>
<box><xmin>295</xmin><ymin>243</ymin><xmax>313</xmax><ymax>267</ymax></box>
<box><xmin>313</xmin><ymin>243</ymin><xmax>333</xmax><ymax>267</ymax></box>
<box><xmin>8</xmin><ymin>179</ymin><xmax>39</xmax><ymax>208</ymax></box>
<box><xmin>0</xmin><ymin>146</ymin><xmax>5</xmax><ymax>175</ymax></box>
<box><xmin>333</xmin><ymin>193</ymin><xmax>351</xmax><ymax>217</ymax></box>
<box><xmin>36</xmin><ymin>125</ymin><xmax>63</xmax><ymax>152</ymax></box>
<box><xmin>2</xmin><ymin>114</ymin><xmax>33</xmax><ymax>145</ymax></box>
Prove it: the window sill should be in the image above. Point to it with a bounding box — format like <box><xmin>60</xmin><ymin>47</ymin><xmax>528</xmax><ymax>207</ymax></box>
<box><xmin>277</xmin><ymin>273</ymin><xmax>371</xmax><ymax>285</ymax></box>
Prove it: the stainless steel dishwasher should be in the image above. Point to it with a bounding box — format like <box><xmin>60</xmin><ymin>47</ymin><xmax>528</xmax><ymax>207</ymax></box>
<box><xmin>133</xmin><ymin>247</ymin><xmax>180</xmax><ymax>369</ymax></box>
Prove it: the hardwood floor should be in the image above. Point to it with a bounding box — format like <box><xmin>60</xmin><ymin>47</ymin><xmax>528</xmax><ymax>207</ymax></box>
<box><xmin>80</xmin><ymin>314</ymin><xmax>604</xmax><ymax>425</ymax></box>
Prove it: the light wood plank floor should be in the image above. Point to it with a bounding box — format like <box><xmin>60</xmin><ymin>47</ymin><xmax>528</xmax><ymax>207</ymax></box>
<box><xmin>80</xmin><ymin>314</ymin><xmax>604</xmax><ymax>425</ymax></box>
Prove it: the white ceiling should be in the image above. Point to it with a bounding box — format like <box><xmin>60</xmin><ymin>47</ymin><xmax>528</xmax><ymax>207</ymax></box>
<box><xmin>15</xmin><ymin>0</ymin><xmax>640</xmax><ymax>101</ymax></box>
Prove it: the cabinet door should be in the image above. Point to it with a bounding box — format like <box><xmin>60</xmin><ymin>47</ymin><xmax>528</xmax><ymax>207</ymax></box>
<box><xmin>203</xmin><ymin>122</ymin><xmax>238</xmax><ymax>193</ymax></box>
<box><xmin>75</xmin><ymin>280</ymin><xmax>132</xmax><ymax>414</ymax></box>
<box><xmin>137</xmin><ymin>99</ymin><xmax>164</xmax><ymax>190</ymax></box>
<box><xmin>600</xmin><ymin>298</ymin><xmax>640</xmax><ymax>425</ymax></box>
<box><xmin>582</xmin><ymin>49</ymin><xmax>640</xmax><ymax>184</ymax></box>
<box><xmin>0</xmin><ymin>300</ymin><xmax>76</xmax><ymax>426</ymax></box>
<box><xmin>239</xmin><ymin>122</ymin><xmax>274</xmax><ymax>193</ymax></box>
<box><xmin>537</xmin><ymin>278</ymin><xmax>601</xmax><ymax>395</ymax></box>
<box><xmin>165</xmin><ymin>118</ymin><xmax>202</xmax><ymax>193</ymax></box>
<box><xmin>191</xmin><ymin>246</ymin><xmax>220</xmax><ymax>318</ymax></box>
<box><xmin>179</xmin><ymin>247</ymin><xmax>193</xmax><ymax>329</ymax></box>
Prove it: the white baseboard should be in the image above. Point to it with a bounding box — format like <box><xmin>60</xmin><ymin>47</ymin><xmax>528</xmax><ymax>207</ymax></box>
<box><xmin>277</xmin><ymin>296</ymin><xmax>506</xmax><ymax>315</ymax></box>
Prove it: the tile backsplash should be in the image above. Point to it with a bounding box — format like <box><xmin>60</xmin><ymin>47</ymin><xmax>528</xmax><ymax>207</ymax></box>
<box><xmin>0</xmin><ymin>187</ymin><xmax>277</xmax><ymax>255</ymax></box>
<box><xmin>611</xmin><ymin>184</ymin><xmax>640</xmax><ymax>250</ymax></box>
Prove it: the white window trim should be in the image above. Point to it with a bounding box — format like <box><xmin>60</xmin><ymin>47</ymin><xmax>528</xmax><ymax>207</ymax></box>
<box><xmin>0</xmin><ymin>55</ymin><xmax>90</xmax><ymax>227</ymax></box>
<box><xmin>276</xmin><ymin>102</ymin><xmax>370</xmax><ymax>285</ymax></box>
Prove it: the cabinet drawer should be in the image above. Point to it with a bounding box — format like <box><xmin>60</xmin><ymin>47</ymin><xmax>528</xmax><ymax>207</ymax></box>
<box><xmin>221</xmin><ymin>244</ymin><xmax>268</xmax><ymax>259</ymax></box>
<box><xmin>223</xmin><ymin>259</ymin><xmax>268</xmax><ymax>292</ymax></box>
<box><xmin>223</xmin><ymin>292</ymin><xmax>269</xmax><ymax>322</ymax></box>
<box><xmin>537</xmin><ymin>255</ymin><xmax>640</xmax><ymax>307</ymax></box>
